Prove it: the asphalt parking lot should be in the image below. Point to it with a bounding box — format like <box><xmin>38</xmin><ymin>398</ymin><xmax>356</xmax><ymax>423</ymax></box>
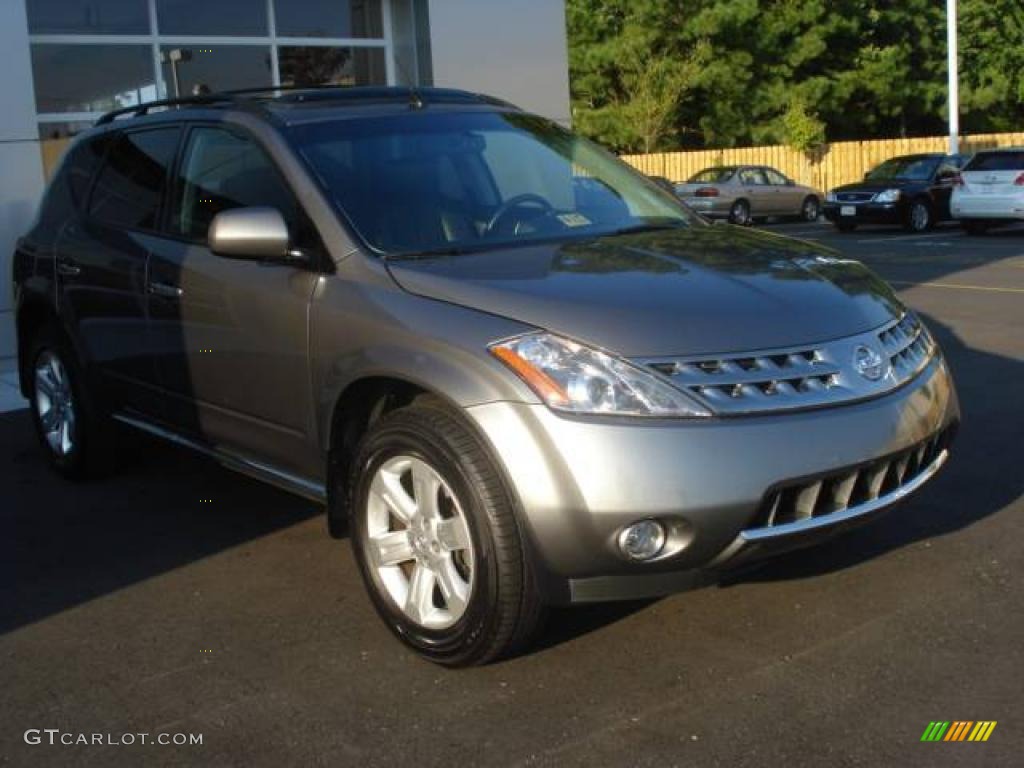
<box><xmin>2</xmin><ymin>219</ymin><xmax>1023</xmax><ymax>767</ymax></box>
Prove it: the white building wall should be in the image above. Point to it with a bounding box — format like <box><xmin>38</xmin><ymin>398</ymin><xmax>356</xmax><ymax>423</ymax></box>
<box><xmin>425</xmin><ymin>0</ymin><xmax>570</xmax><ymax>125</ymax></box>
<box><xmin>0</xmin><ymin>0</ymin><xmax>46</xmax><ymax>359</ymax></box>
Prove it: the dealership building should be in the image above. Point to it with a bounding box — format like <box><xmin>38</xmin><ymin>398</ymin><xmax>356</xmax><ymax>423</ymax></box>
<box><xmin>0</xmin><ymin>0</ymin><xmax>570</xmax><ymax>362</ymax></box>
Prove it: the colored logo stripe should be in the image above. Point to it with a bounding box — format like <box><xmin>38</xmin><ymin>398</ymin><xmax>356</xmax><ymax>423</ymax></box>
<box><xmin>921</xmin><ymin>721</ymin><xmax>996</xmax><ymax>742</ymax></box>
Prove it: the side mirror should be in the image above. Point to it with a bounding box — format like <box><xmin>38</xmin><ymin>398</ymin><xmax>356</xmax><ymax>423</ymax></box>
<box><xmin>209</xmin><ymin>207</ymin><xmax>290</xmax><ymax>260</ymax></box>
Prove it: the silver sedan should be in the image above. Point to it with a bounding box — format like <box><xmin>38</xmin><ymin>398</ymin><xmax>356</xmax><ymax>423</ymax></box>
<box><xmin>676</xmin><ymin>165</ymin><xmax>824</xmax><ymax>225</ymax></box>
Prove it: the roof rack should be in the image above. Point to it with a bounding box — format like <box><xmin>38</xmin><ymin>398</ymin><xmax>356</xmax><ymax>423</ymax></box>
<box><xmin>95</xmin><ymin>85</ymin><xmax>514</xmax><ymax>126</ymax></box>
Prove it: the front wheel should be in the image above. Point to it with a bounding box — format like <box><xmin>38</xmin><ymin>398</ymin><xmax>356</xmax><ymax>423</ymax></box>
<box><xmin>348</xmin><ymin>398</ymin><xmax>544</xmax><ymax>666</ymax></box>
<box><xmin>905</xmin><ymin>200</ymin><xmax>933</xmax><ymax>232</ymax></box>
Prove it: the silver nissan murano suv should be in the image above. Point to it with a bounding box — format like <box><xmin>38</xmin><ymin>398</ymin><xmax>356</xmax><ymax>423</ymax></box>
<box><xmin>12</xmin><ymin>87</ymin><xmax>959</xmax><ymax>666</ymax></box>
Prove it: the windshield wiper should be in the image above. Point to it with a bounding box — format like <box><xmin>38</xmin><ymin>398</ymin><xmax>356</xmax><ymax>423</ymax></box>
<box><xmin>384</xmin><ymin>244</ymin><xmax>486</xmax><ymax>261</ymax></box>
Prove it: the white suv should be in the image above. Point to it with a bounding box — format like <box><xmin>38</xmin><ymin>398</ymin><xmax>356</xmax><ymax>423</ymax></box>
<box><xmin>952</xmin><ymin>148</ymin><xmax>1024</xmax><ymax>234</ymax></box>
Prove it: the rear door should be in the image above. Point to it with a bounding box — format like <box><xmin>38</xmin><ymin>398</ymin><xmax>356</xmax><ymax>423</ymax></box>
<box><xmin>960</xmin><ymin>151</ymin><xmax>1024</xmax><ymax>204</ymax></box>
<box><xmin>737</xmin><ymin>167</ymin><xmax>773</xmax><ymax>215</ymax></box>
<box><xmin>55</xmin><ymin>126</ymin><xmax>181</xmax><ymax>416</ymax></box>
<box><xmin>146</xmin><ymin>123</ymin><xmax>322</xmax><ymax>477</ymax></box>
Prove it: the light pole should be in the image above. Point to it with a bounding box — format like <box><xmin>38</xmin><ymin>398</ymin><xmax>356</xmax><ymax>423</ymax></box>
<box><xmin>947</xmin><ymin>0</ymin><xmax>959</xmax><ymax>154</ymax></box>
<box><xmin>160</xmin><ymin>48</ymin><xmax>192</xmax><ymax>99</ymax></box>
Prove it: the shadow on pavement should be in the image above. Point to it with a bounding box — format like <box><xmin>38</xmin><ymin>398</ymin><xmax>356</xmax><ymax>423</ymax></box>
<box><xmin>0</xmin><ymin>417</ymin><xmax>321</xmax><ymax>634</ymax></box>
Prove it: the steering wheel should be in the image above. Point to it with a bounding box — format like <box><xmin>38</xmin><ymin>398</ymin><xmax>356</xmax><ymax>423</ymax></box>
<box><xmin>484</xmin><ymin>194</ymin><xmax>555</xmax><ymax>237</ymax></box>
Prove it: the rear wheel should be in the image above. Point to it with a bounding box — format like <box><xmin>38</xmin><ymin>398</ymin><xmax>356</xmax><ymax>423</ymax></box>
<box><xmin>905</xmin><ymin>199</ymin><xmax>933</xmax><ymax>232</ymax></box>
<box><xmin>963</xmin><ymin>219</ymin><xmax>990</xmax><ymax>236</ymax></box>
<box><xmin>728</xmin><ymin>199</ymin><xmax>751</xmax><ymax>226</ymax></box>
<box><xmin>801</xmin><ymin>195</ymin><xmax>820</xmax><ymax>222</ymax></box>
<box><xmin>27</xmin><ymin>324</ymin><xmax>113</xmax><ymax>479</ymax></box>
<box><xmin>348</xmin><ymin>398</ymin><xmax>544</xmax><ymax>666</ymax></box>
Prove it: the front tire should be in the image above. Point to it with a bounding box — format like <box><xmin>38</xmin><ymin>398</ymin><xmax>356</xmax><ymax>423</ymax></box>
<box><xmin>27</xmin><ymin>324</ymin><xmax>113</xmax><ymax>479</ymax></box>
<box><xmin>905</xmin><ymin>199</ymin><xmax>933</xmax><ymax>232</ymax></box>
<box><xmin>348</xmin><ymin>398</ymin><xmax>544</xmax><ymax>666</ymax></box>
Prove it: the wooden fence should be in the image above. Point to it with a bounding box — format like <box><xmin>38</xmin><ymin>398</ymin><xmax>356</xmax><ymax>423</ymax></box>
<box><xmin>621</xmin><ymin>132</ymin><xmax>1024</xmax><ymax>192</ymax></box>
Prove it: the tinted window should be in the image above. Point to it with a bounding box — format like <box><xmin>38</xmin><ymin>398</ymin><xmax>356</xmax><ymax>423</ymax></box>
<box><xmin>88</xmin><ymin>128</ymin><xmax>180</xmax><ymax>229</ymax></box>
<box><xmin>866</xmin><ymin>156</ymin><xmax>940</xmax><ymax>181</ymax></box>
<box><xmin>155</xmin><ymin>0</ymin><xmax>267</xmax><ymax>35</ymax></box>
<box><xmin>966</xmin><ymin>151</ymin><xmax>1024</xmax><ymax>172</ymax></box>
<box><xmin>172</xmin><ymin>127</ymin><xmax>298</xmax><ymax>241</ymax></box>
<box><xmin>291</xmin><ymin>111</ymin><xmax>697</xmax><ymax>256</ymax></box>
<box><xmin>274</xmin><ymin>0</ymin><xmax>383</xmax><ymax>38</ymax></box>
<box><xmin>65</xmin><ymin>135</ymin><xmax>111</xmax><ymax>208</ymax></box>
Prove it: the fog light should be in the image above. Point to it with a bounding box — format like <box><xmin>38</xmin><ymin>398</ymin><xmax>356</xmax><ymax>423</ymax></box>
<box><xmin>618</xmin><ymin>520</ymin><xmax>666</xmax><ymax>561</ymax></box>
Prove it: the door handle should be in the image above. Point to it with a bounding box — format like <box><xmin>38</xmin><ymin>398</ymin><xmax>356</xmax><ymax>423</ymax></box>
<box><xmin>148</xmin><ymin>281</ymin><xmax>183</xmax><ymax>298</ymax></box>
<box><xmin>56</xmin><ymin>259</ymin><xmax>81</xmax><ymax>277</ymax></box>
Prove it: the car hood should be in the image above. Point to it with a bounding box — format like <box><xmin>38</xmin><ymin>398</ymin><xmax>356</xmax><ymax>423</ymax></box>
<box><xmin>833</xmin><ymin>178</ymin><xmax>927</xmax><ymax>195</ymax></box>
<box><xmin>385</xmin><ymin>226</ymin><xmax>904</xmax><ymax>358</ymax></box>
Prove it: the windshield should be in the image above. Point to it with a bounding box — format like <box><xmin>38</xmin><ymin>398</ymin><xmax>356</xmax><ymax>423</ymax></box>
<box><xmin>866</xmin><ymin>156</ymin><xmax>940</xmax><ymax>181</ymax></box>
<box><xmin>688</xmin><ymin>167</ymin><xmax>736</xmax><ymax>183</ymax></box>
<box><xmin>289</xmin><ymin>111</ymin><xmax>698</xmax><ymax>256</ymax></box>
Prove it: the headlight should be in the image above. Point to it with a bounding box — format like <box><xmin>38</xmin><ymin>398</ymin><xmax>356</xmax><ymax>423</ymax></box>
<box><xmin>489</xmin><ymin>332</ymin><xmax>711</xmax><ymax>418</ymax></box>
<box><xmin>825</xmin><ymin>191</ymin><xmax>837</xmax><ymax>202</ymax></box>
<box><xmin>875</xmin><ymin>188</ymin><xmax>901</xmax><ymax>203</ymax></box>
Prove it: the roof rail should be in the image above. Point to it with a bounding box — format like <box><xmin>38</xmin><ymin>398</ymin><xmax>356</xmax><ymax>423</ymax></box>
<box><xmin>95</xmin><ymin>85</ymin><xmax>514</xmax><ymax>126</ymax></box>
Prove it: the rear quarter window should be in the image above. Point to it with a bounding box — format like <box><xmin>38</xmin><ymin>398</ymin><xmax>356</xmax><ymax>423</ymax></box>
<box><xmin>965</xmin><ymin>151</ymin><xmax>1024</xmax><ymax>172</ymax></box>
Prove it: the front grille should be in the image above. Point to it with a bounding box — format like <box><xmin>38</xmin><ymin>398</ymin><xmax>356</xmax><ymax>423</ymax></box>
<box><xmin>747</xmin><ymin>426</ymin><xmax>954</xmax><ymax>532</ymax></box>
<box><xmin>640</xmin><ymin>314</ymin><xmax>938</xmax><ymax>416</ymax></box>
<box><xmin>836</xmin><ymin>192</ymin><xmax>875</xmax><ymax>203</ymax></box>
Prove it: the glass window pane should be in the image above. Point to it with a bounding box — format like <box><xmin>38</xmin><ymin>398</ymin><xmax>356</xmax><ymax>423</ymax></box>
<box><xmin>27</xmin><ymin>0</ymin><xmax>150</xmax><ymax>34</ymax></box>
<box><xmin>31</xmin><ymin>44</ymin><xmax>157</xmax><ymax>113</ymax></box>
<box><xmin>89</xmin><ymin>128</ymin><xmax>181</xmax><ymax>230</ymax></box>
<box><xmin>155</xmin><ymin>0</ymin><xmax>267</xmax><ymax>36</ymax></box>
<box><xmin>274</xmin><ymin>0</ymin><xmax>383</xmax><ymax>38</ymax></box>
<box><xmin>278</xmin><ymin>47</ymin><xmax>387</xmax><ymax>88</ymax></box>
<box><xmin>159</xmin><ymin>45</ymin><xmax>272</xmax><ymax>98</ymax></box>
<box><xmin>171</xmin><ymin>127</ymin><xmax>297</xmax><ymax>240</ymax></box>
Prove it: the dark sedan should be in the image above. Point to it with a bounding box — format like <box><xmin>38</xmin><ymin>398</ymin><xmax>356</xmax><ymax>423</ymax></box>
<box><xmin>823</xmin><ymin>153</ymin><xmax>967</xmax><ymax>233</ymax></box>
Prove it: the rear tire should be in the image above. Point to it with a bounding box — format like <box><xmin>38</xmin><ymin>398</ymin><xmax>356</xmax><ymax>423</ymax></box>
<box><xmin>26</xmin><ymin>323</ymin><xmax>114</xmax><ymax>479</ymax></box>
<box><xmin>801</xmin><ymin>196</ymin><xmax>820</xmax><ymax>222</ymax></box>
<box><xmin>348</xmin><ymin>398</ymin><xmax>545</xmax><ymax>666</ymax></box>
<box><xmin>728</xmin><ymin>199</ymin><xmax>751</xmax><ymax>226</ymax></box>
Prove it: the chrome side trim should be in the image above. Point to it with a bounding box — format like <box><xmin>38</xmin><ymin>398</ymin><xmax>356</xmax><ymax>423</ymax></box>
<box><xmin>113</xmin><ymin>413</ymin><xmax>327</xmax><ymax>504</ymax></box>
<box><xmin>739</xmin><ymin>449</ymin><xmax>948</xmax><ymax>542</ymax></box>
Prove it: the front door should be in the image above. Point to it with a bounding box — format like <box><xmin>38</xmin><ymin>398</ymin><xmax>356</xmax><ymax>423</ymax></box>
<box><xmin>146</xmin><ymin>124</ymin><xmax>322</xmax><ymax>477</ymax></box>
<box><xmin>738</xmin><ymin>167</ymin><xmax>773</xmax><ymax>216</ymax></box>
<box><xmin>765</xmin><ymin>168</ymin><xmax>802</xmax><ymax>215</ymax></box>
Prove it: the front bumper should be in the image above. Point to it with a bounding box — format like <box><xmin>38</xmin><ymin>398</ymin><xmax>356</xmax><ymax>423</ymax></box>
<box><xmin>467</xmin><ymin>354</ymin><xmax>958</xmax><ymax>604</ymax></box>
<box><xmin>823</xmin><ymin>201</ymin><xmax>905</xmax><ymax>225</ymax></box>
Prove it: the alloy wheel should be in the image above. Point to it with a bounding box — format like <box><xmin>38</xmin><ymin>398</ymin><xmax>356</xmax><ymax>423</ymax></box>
<box><xmin>803</xmin><ymin>198</ymin><xmax>820</xmax><ymax>221</ymax></box>
<box><xmin>34</xmin><ymin>350</ymin><xmax>76</xmax><ymax>457</ymax></box>
<box><xmin>910</xmin><ymin>202</ymin><xmax>930</xmax><ymax>231</ymax></box>
<box><xmin>364</xmin><ymin>455</ymin><xmax>474</xmax><ymax>630</ymax></box>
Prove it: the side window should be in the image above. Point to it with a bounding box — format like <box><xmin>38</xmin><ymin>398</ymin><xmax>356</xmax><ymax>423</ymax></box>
<box><xmin>765</xmin><ymin>168</ymin><xmax>788</xmax><ymax>186</ymax></box>
<box><xmin>172</xmin><ymin>126</ymin><xmax>299</xmax><ymax>242</ymax></box>
<box><xmin>65</xmin><ymin>135</ymin><xmax>111</xmax><ymax>209</ymax></box>
<box><xmin>739</xmin><ymin>168</ymin><xmax>768</xmax><ymax>186</ymax></box>
<box><xmin>88</xmin><ymin>128</ymin><xmax>180</xmax><ymax>230</ymax></box>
